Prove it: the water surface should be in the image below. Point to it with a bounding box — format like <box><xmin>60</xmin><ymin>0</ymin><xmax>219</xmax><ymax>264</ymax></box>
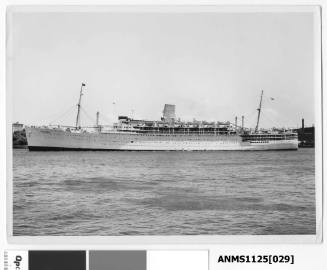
<box><xmin>13</xmin><ymin>149</ymin><xmax>316</xmax><ymax>235</ymax></box>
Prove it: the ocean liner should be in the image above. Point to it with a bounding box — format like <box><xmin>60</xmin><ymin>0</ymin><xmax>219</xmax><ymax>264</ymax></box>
<box><xmin>25</xmin><ymin>84</ymin><xmax>298</xmax><ymax>151</ymax></box>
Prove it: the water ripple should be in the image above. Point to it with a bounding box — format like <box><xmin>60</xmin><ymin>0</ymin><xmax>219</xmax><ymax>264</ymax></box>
<box><xmin>13</xmin><ymin>148</ymin><xmax>316</xmax><ymax>235</ymax></box>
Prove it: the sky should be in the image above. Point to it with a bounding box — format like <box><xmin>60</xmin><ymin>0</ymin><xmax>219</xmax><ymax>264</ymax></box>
<box><xmin>9</xmin><ymin>10</ymin><xmax>317</xmax><ymax>129</ymax></box>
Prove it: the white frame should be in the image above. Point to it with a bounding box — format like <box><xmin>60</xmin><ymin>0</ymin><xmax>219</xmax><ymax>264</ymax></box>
<box><xmin>6</xmin><ymin>5</ymin><xmax>323</xmax><ymax>245</ymax></box>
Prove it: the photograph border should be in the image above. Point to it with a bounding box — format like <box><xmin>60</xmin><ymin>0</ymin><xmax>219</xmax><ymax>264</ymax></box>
<box><xmin>6</xmin><ymin>4</ymin><xmax>323</xmax><ymax>244</ymax></box>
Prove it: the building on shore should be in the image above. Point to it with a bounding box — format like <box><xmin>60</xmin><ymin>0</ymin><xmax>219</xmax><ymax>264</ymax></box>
<box><xmin>12</xmin><ymin>122</ymin><xmax>24</xmax><ymax>133</ymax></box>
<box><xmin>295</xmin><ymin>119</ymin><xmax>314</xmax><ymax>148</ymax></box>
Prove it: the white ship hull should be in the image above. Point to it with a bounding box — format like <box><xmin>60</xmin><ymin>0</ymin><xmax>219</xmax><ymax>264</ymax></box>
<box><xmin>26</xmin><ymin>127</ymin><xmax>298</xmax><ymax>151</ymax></box>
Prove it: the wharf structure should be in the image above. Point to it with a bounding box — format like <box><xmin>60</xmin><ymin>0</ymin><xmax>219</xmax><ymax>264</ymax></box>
<box><xmin>296</xmin><ymin>119</ymin><xmax>315</xmax><ymax>148</ymax></box>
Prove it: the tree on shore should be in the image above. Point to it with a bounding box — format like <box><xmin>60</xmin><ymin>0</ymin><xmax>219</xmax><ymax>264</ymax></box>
<box><xmin>13</xmin><ymin>129</ymin><xmax>27</xmax><ymax>146</ymax></box>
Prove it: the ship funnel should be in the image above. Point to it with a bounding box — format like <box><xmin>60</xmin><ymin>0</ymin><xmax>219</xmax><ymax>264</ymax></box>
<box><xmin>162</xmin><ymin>104</ymin><xmax>176</xmax><ymax>122</ymax></box>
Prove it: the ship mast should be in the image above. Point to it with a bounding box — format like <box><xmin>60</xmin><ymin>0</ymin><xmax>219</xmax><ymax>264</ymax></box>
<box><xmin>255</xmin><ymin>90</ymin><xmax>263</xmax><ymax>133</ymax></box>
<box><xmin>75</xmin><ymin>83</ymin><xmax>85</xmax><ymax>129</ymax></box>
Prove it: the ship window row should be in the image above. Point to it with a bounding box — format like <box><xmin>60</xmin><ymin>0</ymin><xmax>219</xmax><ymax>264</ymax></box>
<box><xmin>242</xmin><ymin>136</ymin><xmax>296</xmax><ymax>141</ymax></box>
<box><xmin>114</xmin><ymin>132</ymin><xmax>237</xmax><ymax>137</ymax></box>
<box><xmin>46</xmin><ymin>132</ymin><xmax>240</xmax><ymax>142</ymax></box>
<box><xmin>111</xmin><ymin>141</ymin><xmax>238</xmax><ymax>144</ymax></box>
<box><xmin>109</xmin><ymin>138</ymin><xmax>239</xmax><ymax>142</ymax></box>
<box><xmin>44</xmin><ymin>132</ymin><xmax>241</xmax><ymax>138</ymax></box>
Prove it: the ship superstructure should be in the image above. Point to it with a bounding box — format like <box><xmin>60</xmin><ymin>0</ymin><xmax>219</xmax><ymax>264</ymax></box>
<box><xmin>25</xmin><ymin>84</ymin><xmax>298</xmax><ymax>151</ymax></box>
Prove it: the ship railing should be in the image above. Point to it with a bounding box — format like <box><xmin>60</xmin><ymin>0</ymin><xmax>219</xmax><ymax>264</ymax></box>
<box><xmin>113</xmin><ymin>129</ymin><xmax>239</xmax><ymax>136</ymax></box>
<box><xmin>240</xmin><ymin>133</ymin><xmax>298</xmax><ymax>142</ymax></box>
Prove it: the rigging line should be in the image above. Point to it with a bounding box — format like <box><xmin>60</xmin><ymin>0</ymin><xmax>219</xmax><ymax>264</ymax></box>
<box><xmin>78</xmin><ymin>103</ymin><xmax>114</xmax><ymax>126</ymax></box>
<box><xmin>239</xmin><ymin>110</ymin><xmax>258</xmax><ymax>129</ymax></box>
<box><xmin>80</xmin><ymin>111</ymin><xmax>95</xmax><ymax>125</ymax></box>
<box><xmin>79</xmin><ymin>104</ymin><xmax>93</xmax><ymax>114</ymax></box>
<box><xmin>261</xmin><ymin>97</ymin><xmax>296</xmax><ymax>128</ymax></box>
<box><xmin>79</xmin><ymin>104</ymin><xmax>105</xmax><ymax>124</ymax></box>
<box><xmin>57</xmin><ymin>110</ymin><xmax>77</xmax><ymax>125</ymax></box>
<box><xmin>48</xmin><ymin>105</ymin><xmax>76</xmax><ymax>125</ymax></box>
<box><xmin>46</xmin><ymin>105</ymin><xmax>74</xmax><ymax>121</ymax></box>
<box><xmin>80</xmin><ymin>107</ymin><xmax>97</xmax><ymax>125</ymax></box>
<box><xmin>96</xmin><ymin>112</ymin><xmax>117</xmax><ymax>126</ymax></box>
<box><xmin>260</xmin><ymin>111</ymin><xmax>285</xmax><ymax>129</ymax></box>
<box><xmin>260</xmin><ymin>101</ymin><xmax>295</xmax><ymax>128</ymax></box>
<box><xmin>246</xmin><ymin>109</ymin><xmax>258</xmax><ymax>121</ymax></box>
<box><xmin>268</xmin><ymin>111</ymin><xmax>296</xmax><ymax>129</ymax></box>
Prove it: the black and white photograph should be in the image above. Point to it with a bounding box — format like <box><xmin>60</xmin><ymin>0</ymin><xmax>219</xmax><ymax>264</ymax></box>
<box><xmin>7</xmin><ymin>6</ymin><xmax>321</xmax><ymax>237</ymax></box>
